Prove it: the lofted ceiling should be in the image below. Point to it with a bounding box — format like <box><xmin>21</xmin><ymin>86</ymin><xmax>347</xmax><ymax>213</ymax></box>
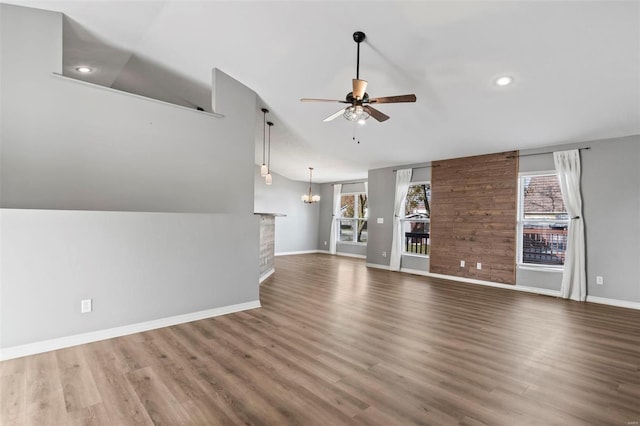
<box><xmin>5</xmin><ymin>1</ymin><xmax>640</xmax><ymax>183</ymax></box>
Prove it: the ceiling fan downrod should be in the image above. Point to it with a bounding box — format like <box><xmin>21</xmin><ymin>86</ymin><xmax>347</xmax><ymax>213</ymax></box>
<box><xmin>353</xmin><ymin>31</ymin><xmax>366</xmax><ymax>80</ymax></box>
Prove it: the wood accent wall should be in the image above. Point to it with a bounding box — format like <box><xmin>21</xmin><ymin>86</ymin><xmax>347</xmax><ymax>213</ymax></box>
<box><xmin>430</xmin><ymin>151</ymin><xmax>518</xmax><ymax>284</ymax></box>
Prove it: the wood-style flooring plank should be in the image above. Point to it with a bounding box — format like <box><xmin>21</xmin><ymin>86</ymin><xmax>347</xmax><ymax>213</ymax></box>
<box><xmin>1</xmin><ymin>253</ymin><xmax>639</xmax><ymax>425</ymax></box>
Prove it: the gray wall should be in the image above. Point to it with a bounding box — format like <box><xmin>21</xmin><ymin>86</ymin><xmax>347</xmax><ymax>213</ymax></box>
<box><xmin>517</xmin><ymin>135</ymin><xmax>640</xmax><ymax>303</ymax></box>
<box><xmin>366</xmin><ymin>163</ymin><xmax>431</xmax><ymax>269</ymax></box>
<box><xmin>1</xmin><ymin>5</ymin><xmax>255</xmax><ymax>214</ymax></box>
<box><xmin>254</xmin><ymin>167</ymin><xmax>320</xmax><ymax>254</ymax></box>
<box><xmin>0</xmin><ymin>4</ymin><xmax>261</xmax><ymax>350</ymax></box>
<box><xmin>316</xmin><ymin>181</ymin><xmax>368</xmax><ymax>257</ymax></box>
<box><xmin>1</xmin><ymin>210</ymin><xmax>259</xmax><ymax>348</ymax></box>
<box><xmin>367</xmin><ymin>136</ymin><xmax>639</xmax><ymax>304</ymax></box>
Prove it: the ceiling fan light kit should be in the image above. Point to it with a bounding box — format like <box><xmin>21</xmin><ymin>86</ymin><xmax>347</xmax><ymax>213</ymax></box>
<box><xmin>301</xmin><ymin>31</ymin><xmax>416</xmax><ymax>123</ymax></box>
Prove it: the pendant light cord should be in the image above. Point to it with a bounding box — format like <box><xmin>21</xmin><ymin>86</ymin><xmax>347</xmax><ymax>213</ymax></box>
<box><xmin>267</xmin><ymin>121</ymin><xmax>273</xmax><ymax>173</ymax></box>
<box><xmin>261</xmin><ymin>108</ymin><xmax>268</xmax><ymax>165</ymax></box>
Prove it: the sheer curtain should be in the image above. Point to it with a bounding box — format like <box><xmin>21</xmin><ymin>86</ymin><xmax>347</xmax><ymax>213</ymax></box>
<box><xmin>554</xmin><ymin>150</ymin><xmax>586</xmax><ymax>301</ymax></box>
<box><xmin>390</xmin><ymin>169</ymin><xmax>412</xmax><ymax>271</ymax></box>
<box><xmin>329</xmin><ymin>184</ymin><xmax>342</xmax><ymax>255</ymax></box>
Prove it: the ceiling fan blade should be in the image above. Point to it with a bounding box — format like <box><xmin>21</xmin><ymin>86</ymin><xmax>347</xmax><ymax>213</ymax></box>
<box><xmin>301</xmin><ymin>98</ymin><xmax>348</xmax><ymax>103</ymax></box>
<box><xmin>363</xmin><ymin>105</ymin><xmax>390</xmax><ymax>122</ymax></box>
<box><xmin>368</xmin><ymin>94</ymin><xmax>417</xmax><ymax>104</ymax></box>
<box><xmin>352</xmin><ymin>79</ymin><xmax>368</xmax><ymax>100</ymax></box>
<box><xmin>323</xmin><ymin>107</ymin><xmax>347</xmax><ymax>122</ymax></box>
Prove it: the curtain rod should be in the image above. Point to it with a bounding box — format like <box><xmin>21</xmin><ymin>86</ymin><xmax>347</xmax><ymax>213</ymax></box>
<box><xmin>508</xmin><ymin>146</ymin><xmax>590</xmax><ymax>159</ymax></box>
<box><xmin>391</xmin><ymin>147</ymin><xmax>591</xmax><ymax>168</ymax></box>
<box><xmin>392</xmin><ymin>165</ymin><xmax>438</xmax><ymax>172</ymax></box>
<box><xmin>331</xmin><ymin>181</ymin><xmax>366</xmax><ymax>186</ymax></box>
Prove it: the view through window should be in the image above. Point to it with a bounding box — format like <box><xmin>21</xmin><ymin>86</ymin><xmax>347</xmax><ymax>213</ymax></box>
<box><xmin>518</xmin><ymin>174</ymin><xmax>569</xmax><ymax>266</ymax></box>
<box><xmin>403</xmin><ymin>183</ymin><xmax>431</xmax><ymax>256</ymax></box>
<box><xmin>338</xmin><ymin>193</ymin><xmax>368</xmax><ymax>243</ymax></box>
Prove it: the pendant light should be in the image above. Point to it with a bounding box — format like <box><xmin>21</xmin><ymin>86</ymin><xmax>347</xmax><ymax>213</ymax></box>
<box><xmin>265</xmin><ymin>121</ymin><xmax>273</xmax><ymax>185</ymax></box>
<box><xmin>302</xmin><ymin>167</ymin><xmax>320</xmax><ymax>203</ymax></box>
<box><xmin>260</xmin><ymin>108</ymin><xmax>269</xmax><ymax>177</ymax></box>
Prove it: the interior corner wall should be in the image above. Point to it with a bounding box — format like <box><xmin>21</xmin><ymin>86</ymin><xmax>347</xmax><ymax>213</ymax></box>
<box><xmin>316</xmin><ymin>181</ymin><xmax>368</xmax><ymax>257</ymax></box>
<box><xmin>1</xmin><ymin>5</ymin><xmax>255</xmax><ymax>214</ymax></box>
<box><xmin>430</xmin><ymin>152</ymin><xmax>518</xmax><ymax>284</ymax></box>
<box><xmin>517</xmin><ymin>135</ymin><xmax>640</xmax><ymax>303</ymax></box>
<box><xmin>254</xmin><ymin>167</ymin><xmax>319</xmax><ymax>254</ymax></box>
<box><xmin>317</xmin><ymin>183</ymin><xmax>334</xmax><ymax>251</ymax></box>
<box><xmin>366</xmin><ymin>164</ymin><xmax>431</xmax><ymax>269</ymax></box>
<box><xmin>0</xmin><ymin>4</ymin><xmax>261</xmax><ymax>353</ymax></box>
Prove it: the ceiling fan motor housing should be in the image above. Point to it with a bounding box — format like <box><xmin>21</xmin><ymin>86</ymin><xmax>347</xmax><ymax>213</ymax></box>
<box><xmin>353</xmin><ymin>31</ymin><xmax>366</xmax><ymax>43</ymax></box>
<box><xmin>346</xmin><ymin>92</ymin><xmax>369</xmax><ymax>104</ymax></box>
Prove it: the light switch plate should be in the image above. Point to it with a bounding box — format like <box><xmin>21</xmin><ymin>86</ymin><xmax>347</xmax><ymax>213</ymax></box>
<box><xmin>377</xmin><ymin>218</ymin><xmax>384</xmax><ymax>224</ymax></box>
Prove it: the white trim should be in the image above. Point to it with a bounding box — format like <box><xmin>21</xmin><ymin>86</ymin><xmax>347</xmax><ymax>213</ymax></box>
<box><xmin>402</xmin><ymin>253</ymin><xmax>429</xmax><ymax>259</ymax></box>
<box><xmin>0</xmin><ymin>300</ymin><xmax>261</xmax><ymax>361</ymax></box>
<box><xmin>275</xmin><ymin>250</ymin><xmax>319</xmax><ymax>256</ymax></box>
<box><xmin>365</xmin><ymin>263</ymin><xmax>562</xmax><ymax>297</ymax></box>
<box><xmin>51</xmin><ymin>73</ymin><xmax>224</xmax><ymax>118</ymax></box>
<box><xmin>366</xmin><ymin>262</ymin><xmax>391</xmax><ymax>270</ymax></box>
<box><xmin>335</xmin><ymin>252</ymin><xmax>367</xmax><ymax>259</ymax></box>
<box><xmin>517</xmin><ymin>264</ymin><xmax>564</xmax><ymax>273</ymax></box>
<box><xmin>259</xmin><ymin>268</ymin><xmax>275</xmax><ymax>284</ymax></box>
<box><xmin>402</xmin><ymin>269</ymin><xmax>563</xmax><ymax>297</ymax></box>
<box><xmin>317</xmin><ymin>249</ymin><xmax>366</xmax><ymax>259</ymax></box>
<box><xmin>586</xmin><ymin>296</ymin><xmax>640</xmax><ymax>310</ymax></box>
<box><xmin>282</xmin><ymin>250</ymin><xmax>366</xmax><ymax>259</ymax></box>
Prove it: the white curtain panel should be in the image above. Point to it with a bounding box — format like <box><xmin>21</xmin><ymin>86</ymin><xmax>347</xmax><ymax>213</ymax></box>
<box><xmin>390</xmin><ymin>169</ymin><xmax>413</xmax><ymax>271</ymax></box>
<box><xmin>329</xmin><ymin>184</ymin><xmax>342</xmax><ymax>255</ymax></box>
<box><xmin>554</xmin><ymin>150</ymin><xmax>586</xmax><ymax>301</ymax></box>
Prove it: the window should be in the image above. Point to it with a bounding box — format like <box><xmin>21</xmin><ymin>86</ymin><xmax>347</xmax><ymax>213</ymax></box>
<box><xmin>518</xmin><ymin>173</ymin><xmax>569</xmax><ymax>267</ymax></box>
<box><xmin>338</xmin><ymin>192</ymin><xmax>368</xmax><ymax>243</ymax></box>
<box><xmin>402</xmin><ymin>182</ymin><xmax>431</xmax><ymax>256</ymax></box>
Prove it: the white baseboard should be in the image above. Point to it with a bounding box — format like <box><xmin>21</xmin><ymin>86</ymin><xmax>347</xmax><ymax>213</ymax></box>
<box><xmin>0</xmin><ymin>300</ymin><xmax>261</xmax><ymax>361</ymax></box>
<box><xmin>366</xmin><ymin>262</ymin><xmax>390</xmax><ymax>270</ymax></box>
<box><xmin>275</xmin><ymin>250</ymin><xmax>320</xmax><ymax>256</ymax></box>
<box><xmin>366</xmin><ymin>263</ymin><xmax>562</xmax><ymax>297</ymax></box>
<box><xmin>279</xmin><ymin>250</ymin><xmax>366</xmax><ymax>259</ymax></box>
<box><xmin>335</xmin><ymin>252</ymin><xmax>367</xmax><ymax>259</ymax></box>
<box><xmin>259</xmin><ymin>268</ymin><xmax>275</xmax><ymax>284</ymax></box>
<box><xmin>586</xmin><ymin>296</ymin><xmax>640</xmax><ymax>310</ymax></box>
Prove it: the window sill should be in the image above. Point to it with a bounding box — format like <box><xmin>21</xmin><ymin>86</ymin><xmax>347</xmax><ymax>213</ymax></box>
<box><xmin>517</xmin><ymin>264</ymin><xmax>564</xmax><ymax>273</ymax></box>
<box><xmin>337</xmin><ymin>241</ymin><xmax>367</xmax><ymax>246</ymax></box>
<box><xmin>402</xmin><ymin>253</ymin><xmax>429</xmax><ymax>259</ymax></box>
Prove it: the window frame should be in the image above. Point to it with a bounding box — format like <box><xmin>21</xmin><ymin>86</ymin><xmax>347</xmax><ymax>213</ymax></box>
<box><xmin>401</xmin><ymin>181</ymin><xmax>431</xmax><ymax>258</ymax></box>
<box><xmin>338</xmin><ymin>191</ymin><xmax>368</xmax><ymax>245</ymax></box>
<box><xmin>516</xmin><ymin>171</ymin><xmax>569</xmax><ymax>270</ymax></box>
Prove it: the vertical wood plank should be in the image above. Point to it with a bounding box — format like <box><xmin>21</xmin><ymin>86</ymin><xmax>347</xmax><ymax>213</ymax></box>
<box><xmin>431</xmin><ymin>151</ymin><xmax>518</xmax><ymax>283</ymax></box>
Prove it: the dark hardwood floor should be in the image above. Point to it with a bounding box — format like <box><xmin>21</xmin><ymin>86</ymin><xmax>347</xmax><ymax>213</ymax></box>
<box><xmin>2</xmin><ymin>253</ymin><xmax>639</xmax><ymax>425</ymax></box>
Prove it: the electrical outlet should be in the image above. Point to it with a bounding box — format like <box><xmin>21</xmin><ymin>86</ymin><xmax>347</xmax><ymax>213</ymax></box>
<box><xmin>460</xmin><ymin>260</ymin><xmax>465</xmax><ymax>267</ymax></box>
<box><xmin>377</xmin><ymin>218</ymin><xmax>384</xmax><ymax>224</ymax></box>
<box><xmin>477</xmin><ymin>262</ymin><xmax>482</xmax><ymax>270</ymax></box>
<box><xmin>596</xmin><ymin>276</ymin><xmax>604</xmax><ymax>285</ymax></box>
<box><xmin>81</xmin><ymin>299</ymin><xmax>92</xmax><ymax>313</ymax></box>
<box><xmin>324</xmin><ymin>241</ymin><xmax>327</xmax><ymax>245</ymax></box>
<box><xmin>382</xmin><ymin>251</ymin><xmax>387</xmax><ymax>258</ymax></box>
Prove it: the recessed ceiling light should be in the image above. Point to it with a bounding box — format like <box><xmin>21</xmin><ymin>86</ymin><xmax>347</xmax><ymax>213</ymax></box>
<box><xmin>75</xmin><ymin>66</ymin><xmax>93</xmax><ymax>73</ymax></box>
<box><xmin>495</xmin><ymin>76</ymin><xmax>514</xmax><ymax>86</ymax></box>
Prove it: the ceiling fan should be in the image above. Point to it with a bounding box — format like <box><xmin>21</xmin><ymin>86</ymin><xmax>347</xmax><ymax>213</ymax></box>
<box><xmin>301</xmin><ymin>31</ymin><xmax>416</xmax><ymax>123</ymax></box>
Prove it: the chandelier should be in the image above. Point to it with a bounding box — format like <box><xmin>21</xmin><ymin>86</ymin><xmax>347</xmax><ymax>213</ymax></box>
<box><xmin>302</xmin><ymin>167</ymin><xmax>320</xmax><ymax>203</ymax></box>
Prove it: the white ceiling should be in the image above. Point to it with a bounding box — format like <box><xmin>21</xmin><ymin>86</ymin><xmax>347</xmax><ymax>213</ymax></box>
<box><xmin>6</xmin><ymin>0</ymin><xmax>640</xmax><ymax>183</ymax></box>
